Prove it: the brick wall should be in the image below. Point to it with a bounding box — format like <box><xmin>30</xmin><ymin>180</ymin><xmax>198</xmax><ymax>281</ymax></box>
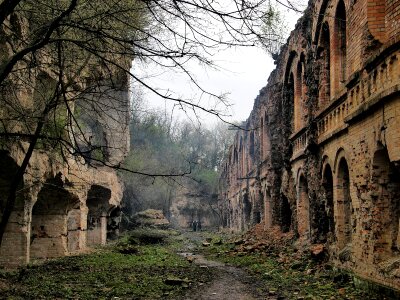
<box><xmin>386</xmin><ymin>0</ymin><xmax>400</xmax><ymax>39</ymax></box>
<box><xmin>219</xmin><ymin>0</ymin><xmax>400</xmax><ymax>291</ymax></box>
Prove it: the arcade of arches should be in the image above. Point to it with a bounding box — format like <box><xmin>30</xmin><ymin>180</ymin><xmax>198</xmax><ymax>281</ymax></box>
<box><xmin>0</xmin><ymin>156</ymin><xmax>124</xmax><ymax>267</ymax></box>
<box><xmin>218</xmin><ymin>0</ymin><xmax>400</xmax><ymax>291</ymax></box>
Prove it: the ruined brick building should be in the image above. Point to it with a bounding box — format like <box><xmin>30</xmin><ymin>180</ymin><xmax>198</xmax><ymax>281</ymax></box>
<box><xmin>219</xmin><ymin>0</ymin><xmax>400</xmax><ymax>291</ymax></box>
<box><xmin>0</xmin><ymin>11</ymin><xmax>130</xmax><ymax>267</ymax></box>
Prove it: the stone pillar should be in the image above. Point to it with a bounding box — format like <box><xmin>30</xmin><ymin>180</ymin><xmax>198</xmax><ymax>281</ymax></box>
<box><xmin>0</xmin><ymin>210</ymin><xmax>30</xmax><ymax>267</ymax></box>
<box><xmin>80</xmin><ymin>206</ymin><xmax>88</xmax><ymax>250</ymax></box>
<box><xmin>67</xmin><ymin>209</ymin><xmax>82</xmax><ymax>253</ymax></box>
<box><xmin>264</xmin><ymin>188</ymin><xmax>273</xmax><ymax>230</ymax></box>
<box><xmin>100</xmin><ymin>214</ymin><xmax>107</xmax><ymax>245</ymax></box>
<box><xmin>87</xmin><ymin>212</ymin><xmax>107</xmax><ymax>246</ymax></box>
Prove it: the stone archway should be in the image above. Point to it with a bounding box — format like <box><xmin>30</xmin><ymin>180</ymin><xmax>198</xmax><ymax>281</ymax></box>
<box><xmin>107</xmin><ymin>206</ymin><xmax>121</xmax><ymax>241</ymax></box>
<box><xmin>322</xmin><ymin>163</ymin><xmax>335</xmax><ymax>242</ymax></box>
<box><xmin>242</xmin><ymin>192</ymin><xmax>251</xmax><ymax>227</ymax></box>
<box><xmin>371</xmin><ymin>146</ymin><xmax>400</xmax><ymax>261</ymax></box>
<box><xmin>30</xmin><ymin>174</ymin><xmax>80</xmax><ymax>260</ymax></box>
<box><xmin>297</xmin><ymin>173</ymin><xmax>310</xmax><ymax>238</ymax></box>
<box><xmin>335</xmin><ymin>157</ymin><xmax>352</xmax><ymax>249</ymax></box>
<box><xmin>86</xmin><ymin>185</ymin><xmax>111</xmax><ymax>246</ymax></box>
<box><xmin>281</xmin><ymin>194</ymin><xmax>292</xmax><ymax>233</ymax></box>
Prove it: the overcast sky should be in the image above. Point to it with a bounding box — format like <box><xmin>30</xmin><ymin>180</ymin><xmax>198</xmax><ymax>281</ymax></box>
<box><xmin>132</xmin><ymin>3</ymin><xmax>305</xmax><ymax>126</ymax></box>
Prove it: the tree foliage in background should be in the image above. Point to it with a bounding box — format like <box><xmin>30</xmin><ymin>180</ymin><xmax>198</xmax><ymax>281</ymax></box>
<box><xmin>121</xmin><ymin>102</ymin><xmax>234</xmax><ymax>219</ymax></box>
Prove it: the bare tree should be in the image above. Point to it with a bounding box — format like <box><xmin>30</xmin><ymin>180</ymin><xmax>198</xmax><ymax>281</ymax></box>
<box><xmin>0</xmin><ymin>0</ymin><xmax>292</xmax><ymax>244</ymax></box>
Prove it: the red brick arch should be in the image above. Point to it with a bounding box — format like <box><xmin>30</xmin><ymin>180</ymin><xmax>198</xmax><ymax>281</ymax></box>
<box><xmin>334</xmin><ymin>149</ymin><xmax>352</xmax><ymax>249</ymax></box>
<box><xmin>296</xmin><ymin>169</ymin><xmax>310</xmax><ymax>238</ymax></box>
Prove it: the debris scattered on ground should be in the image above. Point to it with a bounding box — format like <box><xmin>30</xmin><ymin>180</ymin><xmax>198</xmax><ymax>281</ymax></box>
<box><xmin>133</xmin><ymin>209</ymin><xmax>170</xmax><ymax>228</ymax></box>
<box><xmin>310</xmin><ymin>243</ymin><xmax>326</xmax><ymax>260</ymax></box>
<box><xmin>201</xmin><ymin>224</ymin><xmax>380</xmax><ymax>299</ymax></box>
<box><xmin>116</xmin><ymin>244</ymin><xmax>139</xmax><ymax>255</ymax></box>
<box><xmin>165</xmin><ymin>276</ymin><xmax>191</xmax><ymax>286</ymax></box>
<box><xmin>186</xmin><ymin>256</ymin><xmax>195</xmax><ymax>263</ymax></box>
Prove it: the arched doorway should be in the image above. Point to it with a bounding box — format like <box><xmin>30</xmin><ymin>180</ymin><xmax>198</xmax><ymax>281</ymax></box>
<box><xmin>281</xmin><ymin>194</ymin><xmax>292</xmax><ymax>233</ymax></box>
<box><xmin>322</xmin><ymin>164</ymin><xmax>335</xmax><ymax>242</ymax></box>
<box><xmin>107</xmin><ymin>206</ymin><xmax>121</xmax><ymax>241</ymax></box>
<box><xmin>31</xmin><ymin>174</ymin><xmax>80</xmax><ymax>260</ymax></box>
<box><xmin>297</xmin><ymin>174</ymin><xmax>310</xmax><ymax>237</ymax></box>
<box><xmin>371</xmin><ymin>146</ymin><xmax>400</xmax><ymax>261</ymax></box>
<box><xmin>336</xmin><ymin>157</ymin><xmax>352</xmax><ymax>249</ymax></box>
<box><xmin>86</xmin><ymin>185</ymin><xmax>111</xmax><ymax>246</ymax></box>
<box><xmin>243</xmin><ymin>192</ymin><xmax>251</xmax><ymax>227</ymax></box>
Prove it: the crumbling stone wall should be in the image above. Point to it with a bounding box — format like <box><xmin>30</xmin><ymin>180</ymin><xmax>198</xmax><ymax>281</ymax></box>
<box><xmin>169</xmin><ymin>190</ymin><xmax>220</xmax><ymax>230</ymax></box>
<box><xmin>219</xmin><ymin>0</ymin><xmax>400</xmax><ymax>291</ymax></box>
<box><xmin>0</xmin><ymin>13</ymin><xmax>129</xmax><ymax>267</ymax></box>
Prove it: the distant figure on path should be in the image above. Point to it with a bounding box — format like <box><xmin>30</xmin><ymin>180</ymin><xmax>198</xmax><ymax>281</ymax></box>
<box><xmin>192</xmin><ymin>220</ymin><xmax>197</xmax><ymax>232</ymax></box>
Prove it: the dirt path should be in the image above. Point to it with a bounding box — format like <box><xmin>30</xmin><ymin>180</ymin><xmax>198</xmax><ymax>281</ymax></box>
<box><xmin>178</xmin><ymin>232</ymin><xmax>270</xmax><ymax>300</ymax></box>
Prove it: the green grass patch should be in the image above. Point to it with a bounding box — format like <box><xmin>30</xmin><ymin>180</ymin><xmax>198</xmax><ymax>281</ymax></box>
<box><xmin>0</xmin><ymin>230</ymin><xmax>213</xmax><ymax>299</ymax></box>
<box><xmin>201</xmin><ymin>234</ymin><xmax>378</xmax><ymax>300</ymax></box>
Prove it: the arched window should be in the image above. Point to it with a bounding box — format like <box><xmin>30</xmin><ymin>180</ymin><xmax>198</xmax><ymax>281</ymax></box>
<box><xmin>263</xmin><ymin>111</ymin><xmax>269</xmax><ymax>157</ymax></box>
<box><xmin>260</xmin><ymin>117</ymin><xmax>264</xmax><ymax>158</ymax></box>
<box><xmin>284</xmin><ymin>51</ymin><xmax>297</xmax><ymax>132</ymax></box>
<box><xmin>249</xmin><ymin>131</ymin><xmax>255</xmax><ymax>159</ymax></box>
<box><xmin>239</xmin><ymin>138</ymin><xmax>243</xmax><ymax>176</ymax></box>
<box><xmin>317</xmin><ymin>22</ymin><xmax>331</xmax><ymax>108</ymax></box>
<box><xmin>288</xmin><ymin>72</ymin><xmax>295</xmax><ymax>131</ymax></box>
<box><xmin>334</xmin><ymin>0</ymin><xmax>347</xmax><ymax>91</ymax></box>
<box><xmin>295</xmin><ymin>54</ymin><xmax>306</xmax><ymax>130</ymax></box>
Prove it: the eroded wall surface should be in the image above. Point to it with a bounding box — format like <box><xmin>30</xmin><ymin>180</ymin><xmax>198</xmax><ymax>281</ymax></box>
<box><xmin>0</xmin><ymin>12</ymin><xmax>129</xmax><ymax>267</ymax></box>
<box><xmin>219</xmin><ymin>0</ymin><xmax>400</xmax><ymax>290</ymax></box>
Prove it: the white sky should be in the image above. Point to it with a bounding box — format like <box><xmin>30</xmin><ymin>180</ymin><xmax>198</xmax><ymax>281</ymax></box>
<box><xmin>132</xmin><ymin>3</ymin><xmax>306</xmax><ymax>126</ymax></box>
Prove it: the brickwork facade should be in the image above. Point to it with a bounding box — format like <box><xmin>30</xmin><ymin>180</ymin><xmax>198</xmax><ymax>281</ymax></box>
<box><xmin>219</xmin><ymin>0</ymin><xmax>400</xmax><ymax>290</ymax></box>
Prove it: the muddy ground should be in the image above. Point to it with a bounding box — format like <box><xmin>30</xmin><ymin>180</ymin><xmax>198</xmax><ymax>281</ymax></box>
<box><xmin>177</xmin><ymin>231</ymin><xmax>268</xmax><ymax>300</ymax></box>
